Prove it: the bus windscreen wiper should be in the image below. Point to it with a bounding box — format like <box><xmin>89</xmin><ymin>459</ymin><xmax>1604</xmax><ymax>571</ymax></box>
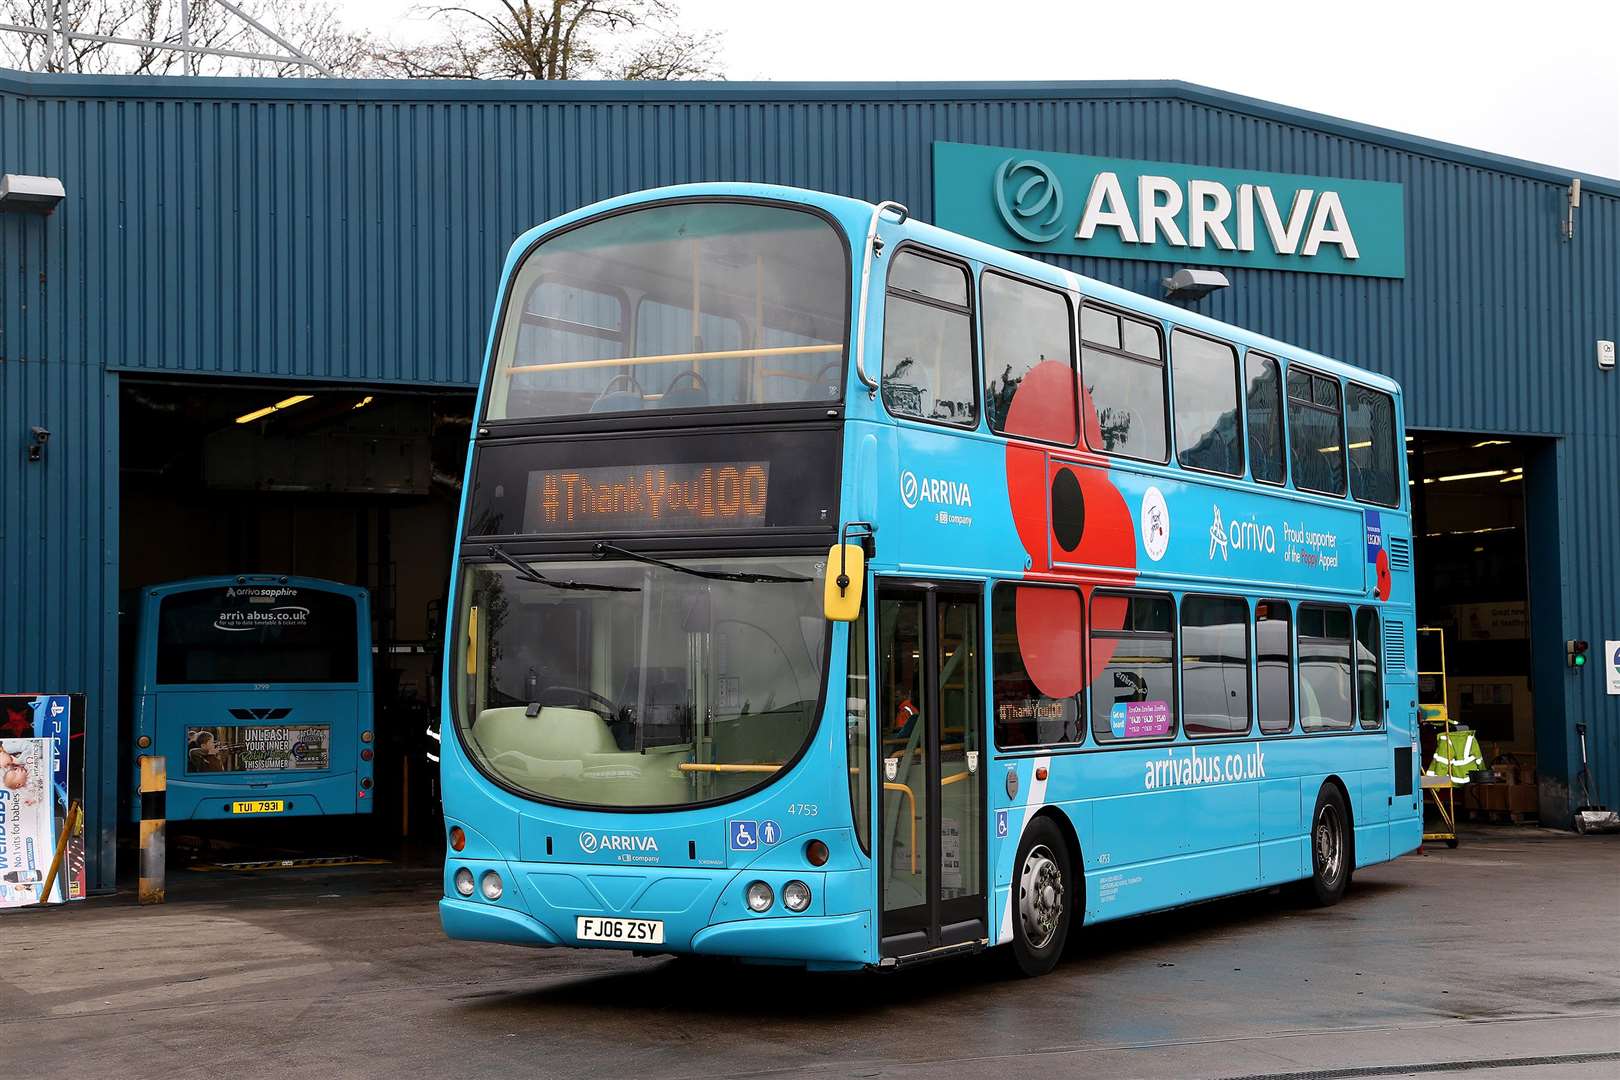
<box><xmin>592</xmin><ymin>542</ymin><xmax>811</xmax><ymax>584</ymax></box>
<box><xmin>487</xmin><ymin>545</ymin><xmax>639</xmax><ymax>592</ymax></box>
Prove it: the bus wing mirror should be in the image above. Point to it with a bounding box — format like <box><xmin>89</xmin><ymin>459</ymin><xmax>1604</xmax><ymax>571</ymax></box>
<box><xmin>823</xmin><ymin>543</ymin><xmax>865</xmax><ymax>622</ymax></box>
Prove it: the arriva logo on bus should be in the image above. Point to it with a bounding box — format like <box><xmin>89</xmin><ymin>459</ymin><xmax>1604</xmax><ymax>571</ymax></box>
<box><xmin>932</xmin><ymin>141</ymin><xmax>1406</xmax><ymax>279</ymax></box>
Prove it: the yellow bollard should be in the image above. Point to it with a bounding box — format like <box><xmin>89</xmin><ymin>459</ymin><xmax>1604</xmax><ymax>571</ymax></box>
<box><xmin>138</xmin><ymin>756</ymin><xmax>166</xmax><ymax>905</ymax></box>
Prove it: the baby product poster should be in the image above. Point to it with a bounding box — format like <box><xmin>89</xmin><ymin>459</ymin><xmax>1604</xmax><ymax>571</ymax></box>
<box><xmin>0</xmin><ymin>739</ymin><xmax>57</xmax><ymax>908</ymax></box>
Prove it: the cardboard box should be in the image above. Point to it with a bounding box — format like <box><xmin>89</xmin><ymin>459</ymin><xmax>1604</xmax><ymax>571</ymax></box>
<box><xmin>1507</xmin><ymin>784</ymin><xmax>1538</xmax><ymax>814</ymax></box>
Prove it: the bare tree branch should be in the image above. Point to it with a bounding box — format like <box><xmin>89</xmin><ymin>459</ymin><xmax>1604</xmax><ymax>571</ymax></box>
<box><xmin>0</xmin><ymin>0</ymin><xmax>372</xmax><ymax>76</ymax></box>
<box><xmin>368</xmin><ymin>0</ymin><xmax>722</xmax><ymax>81</ymax></box>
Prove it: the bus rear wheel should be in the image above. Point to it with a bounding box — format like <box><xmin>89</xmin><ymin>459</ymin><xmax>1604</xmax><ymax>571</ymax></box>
<box><xmin>1300</xmin><ymin>784</ymin><xmax>1352</xmax><ymax>907</ymax></box>
<box><xmin>1008</xmin><ymin>816</ymin><xmax>1072</xmax><ymax>978</ymax></box>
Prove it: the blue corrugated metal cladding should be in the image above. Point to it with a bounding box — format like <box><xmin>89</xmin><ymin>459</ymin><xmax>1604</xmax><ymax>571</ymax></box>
<box><xmin>1</xmin><ymin>72</ymin><xmax>1615</xmax><ymax>889</ymax></box>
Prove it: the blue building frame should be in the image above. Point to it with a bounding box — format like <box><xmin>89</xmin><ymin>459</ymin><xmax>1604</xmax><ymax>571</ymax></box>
<box><xmin>0</xmin><ymin>71</ymin><xmax>1614</xmax><ymax>891</ymax></box>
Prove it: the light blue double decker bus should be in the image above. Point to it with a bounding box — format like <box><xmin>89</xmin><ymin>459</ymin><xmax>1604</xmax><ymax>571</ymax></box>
<box><xmin>129</xmin><ymin>575</ymin><xmax>375</xmax><ymax>822</ymax></box>
<box><xmin>438</xmin><ymin>184</ymin><xmax>1419</xmax><ymax>975</ymax></box>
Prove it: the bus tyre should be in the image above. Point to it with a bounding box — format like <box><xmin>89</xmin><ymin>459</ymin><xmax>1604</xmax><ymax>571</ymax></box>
<box><xmin>1008</xmin><ymin>816</ymin><xmax>1072</xmax><ymax>978</ymax></box>
<box><xmin>1302</xmin><ymin>785</ymin><xmax>1352</xmax><ymax>907</ymax></box>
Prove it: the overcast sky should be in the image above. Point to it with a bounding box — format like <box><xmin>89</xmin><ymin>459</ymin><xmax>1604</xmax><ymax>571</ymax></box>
<box><xmin>341</xmin><ymin>0</ymin><xmax>1620</xmax><ymax>179</ymax></box>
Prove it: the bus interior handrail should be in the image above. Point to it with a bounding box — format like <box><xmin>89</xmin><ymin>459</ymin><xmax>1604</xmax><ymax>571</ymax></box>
<box><xmin>504</xmin><ymin>342</ymin><xmax>841</xmax><ymax>376</ymax></box>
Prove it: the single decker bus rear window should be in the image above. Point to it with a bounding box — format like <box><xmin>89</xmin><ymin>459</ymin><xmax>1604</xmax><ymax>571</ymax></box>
<box><xmin>156</xmin><ymin>586</ymin><xmax>360</xmax><ymax>685</ymax></box>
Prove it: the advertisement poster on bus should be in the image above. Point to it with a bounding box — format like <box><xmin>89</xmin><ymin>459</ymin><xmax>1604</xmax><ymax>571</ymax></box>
<box><xmin>0</xmin><ymin>738</ymin><xmax>58</xmax><ymax>908</ymax></box>
<box><xmin>185</xmin><ymin>724</ymin><xmax>331</xmax><ymax>773</ymax></box>
<box><xmin>0</xmin><ymin>694</ymin><xmax>85</xmax><ymax>902</ymax></box>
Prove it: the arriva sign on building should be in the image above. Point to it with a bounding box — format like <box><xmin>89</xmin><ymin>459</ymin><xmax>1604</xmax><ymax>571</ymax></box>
<box><xmin>933</xmin><ymin>142</ymin><xmax>1406</xmax><ymax>278</ymax></box>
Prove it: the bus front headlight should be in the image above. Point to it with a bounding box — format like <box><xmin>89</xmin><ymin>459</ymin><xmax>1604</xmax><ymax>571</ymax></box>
<box><xmin>782</xmin><ymin>880</ymin><xmax>812</xmax><ymax>913</ymax></box>
<box><xmin>746</xmin><ymin>881</ymin><xmax>774</xmax><ymax>913</ymax></box>
<box><xmin>453</xmin><ymin>867</ymin><xmax>475</xmax><ymax>896</ymax></box>
<box><xmin>480</xmin><ymin>871</ymin><xmax>504</xmax><ymax>901</ymax></box>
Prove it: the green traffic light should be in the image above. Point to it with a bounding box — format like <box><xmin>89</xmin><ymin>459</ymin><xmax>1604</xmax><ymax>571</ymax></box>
<box><xmin>1575</xmin><ymin>654</ymin><xmax>1587</xmax><ymax>666</ymax></box>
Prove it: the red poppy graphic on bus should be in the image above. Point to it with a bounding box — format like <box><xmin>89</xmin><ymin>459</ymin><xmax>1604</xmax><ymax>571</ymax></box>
<box><xmin>1003</xmin><ymin>364</ymin><xmax>1140</xmax><ymax>685</ymax></box>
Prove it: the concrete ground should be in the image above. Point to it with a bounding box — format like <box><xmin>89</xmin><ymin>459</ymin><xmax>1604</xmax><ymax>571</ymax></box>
<box><xmin>2</xmin><ymin>826</ymin><xmax>1616</xmax><ymax>1080</ymax></box>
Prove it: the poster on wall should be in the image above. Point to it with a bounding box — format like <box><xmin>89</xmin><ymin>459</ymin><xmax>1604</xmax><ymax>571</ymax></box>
<box><xmin>1454</xmin><ymin>602</ymin><xmax>1528</xmax><ymax>641</ymax></box>
<box><xmin>1607</xmin><ymin>641</ymin><xmax>1620</xmax><ymax>696</ymax></box>
<box><xmin>0</xmin><ymin>694</ymin><xmax>86</xmax><ymax>903</ymax></box>
<box><xmin>0</xmin><ymin>738</ymin><xmax>58</xmax><ymax>908</ymax></box>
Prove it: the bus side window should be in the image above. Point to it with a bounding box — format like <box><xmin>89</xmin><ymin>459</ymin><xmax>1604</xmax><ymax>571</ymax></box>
<box><xmin>1089</xmin><ymin>591</ymin><xmax>1176</xmax><ymax>743</ymax></box>
<box><xmin>1356</xmin><ymin>608</ymin><xmax>1383</xmax><ymax>729</ymax></box>
<box><xmin>1171</xmin><ymin>331</ymin><xmax>1243</xmax><ymax>477</ymax></box>
<box><xmin>1346</xmin><ymin>383</ymin><xmax>1400</xmax><ymax>507</ymax></box>
<box><xmin>1287</xmin><ymin>367</ymin><xmax>1346</xmax><ymax>496</ymax></box>
<box><xmin>992</xmin><ymin>583</ymin><xmax>1084</xmax><ymax>748</ymax></box>
<box><xmin>1180</xmin><ymin>594</ymin><xmax>1250</xmax><ymax>737</ymax></box>
<box><xmin>1080</xmin><ymin>305</ymin><xmax>1168</xmax><ymax>463</ymax></box>
<box><xmin>882</xmin><ymin>250</ymin><xmax>977</xmax><ymax>428</ymax></box>
<box><xmin>982</xmin><ymin>272</ymin><xmax>1077</xmax><ymax>445</ymax></box>
<box><xmin>1245</xmin><ymin>352</ymin><xmax>1286</xmax><ymax>485</ymax></box>
<box><xmin>1298</xmin><ymin>604</ymin><xmax>1354</xmax><ymax>731</ymax></box>
<box><xmin>1256</xmin><ymin>600</ymin><xmax>1294</xmax><ymax>734</ymax></box>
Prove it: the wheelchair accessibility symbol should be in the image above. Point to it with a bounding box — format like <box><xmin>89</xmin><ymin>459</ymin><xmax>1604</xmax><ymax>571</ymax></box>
<box><xmin>729</xmin><ymin>820</ymin><xmax>759</xmax><ymax>851</ymax></box>
<box><xmin>996</xmin><ymin>810</ymin><xmax>1009</xmax><ymax>839</ymax></box>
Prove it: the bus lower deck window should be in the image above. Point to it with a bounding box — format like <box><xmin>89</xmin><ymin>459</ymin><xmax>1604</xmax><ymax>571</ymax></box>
<box><xmin>1298</xmin><ymin>604</ymin><xmax>1354</xmax><ymax>731</ymax></box>
<box><xmin>1089</xmin><ymin>592</ymin><xmax>1176</xmax><ymax>742</ymax></box>
<box><xmin>1180</xmin><ymin>595</ymin><xmax>1251</xmax><ymax>736</ymax></box>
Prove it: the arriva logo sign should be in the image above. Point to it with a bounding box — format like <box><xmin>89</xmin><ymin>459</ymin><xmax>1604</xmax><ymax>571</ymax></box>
<box><xmin>936</xmin><ymin>142</ymin><xmax>1405</xmax><ymax>279</ymax></box>
<box><xmin>900</xmin><ymin>469</ymin><xmax>972</xmax><ymax>510</ymax></box>
<box><xmin>579</xmin><ymin>831</ymin><xmax>659</xmax><ymax>854</ymax></box>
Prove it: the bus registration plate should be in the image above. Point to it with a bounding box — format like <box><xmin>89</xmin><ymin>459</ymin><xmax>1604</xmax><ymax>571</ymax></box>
<box><xmin>230</xmin><ymin>800</ymin><xmax>285</xmax><ymax>814</ymax></box>
<box><xmin>577</xmin><ymin>917</ymin><xmax>664</xmax><ymax>944</ymax></box>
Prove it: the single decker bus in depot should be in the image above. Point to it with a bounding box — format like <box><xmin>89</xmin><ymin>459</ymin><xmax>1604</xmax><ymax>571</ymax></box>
<box><xmin>129</xmin><ymin>575</ymin><xmax>375</xmax><ymax>822</ymax></box>
<box><xmin>438</xmin><ymin>184</ymin><xmax>1419</xmax><ymax>976</ymax></box>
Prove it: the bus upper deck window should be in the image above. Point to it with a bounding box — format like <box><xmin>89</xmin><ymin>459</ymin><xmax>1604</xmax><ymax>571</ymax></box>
<box><xmin>486</xmin><ymin>201</ymin><xmax>850</xmax><ymax>421</ymax></box>
<box><xmin>881</xmin><ymin>251</ymin><xmax>977</xmax><ymax>428</ymax></box>
<box><xmin>1287</xmin><ymin>367</ymin><xmax>1346</xmax><ymax>496</ymax></box>
<box><xmin>1347</xmin><ymin>383</ymin><xmax>1400</xmax><ymax>507</ymax></box>
<box><xmin>1080</xmin><ymin>305</ymin><xmax>1168</xmax><ymax>463</ymax></box>
<box><xmin>982</xmin><ymin>272</ymin><xmax>1077</xmax><ymax>445</ymax></box>
<box><xmin>1245</xmin><ymin>353</ymin><xmax>1286</xmax><ymax>485</ymax></box>
<box><xmin>1171</xmin><ymin>331</ymin><xmax>1243</xmax><ymax>477</ymax></box>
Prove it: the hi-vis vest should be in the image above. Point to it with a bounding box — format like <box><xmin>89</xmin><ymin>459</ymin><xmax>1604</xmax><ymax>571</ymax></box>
<box><xmin>1427</xmin><ymin>730</ymin><xmax>1483</xmax><ymax>783</ymax></box>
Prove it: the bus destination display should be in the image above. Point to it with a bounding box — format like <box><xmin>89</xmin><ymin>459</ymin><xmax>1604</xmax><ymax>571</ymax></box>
<box><xmin>524</xmin><ymin>461</ymin><xmax>770</xmax><ymax>534</ymax></box>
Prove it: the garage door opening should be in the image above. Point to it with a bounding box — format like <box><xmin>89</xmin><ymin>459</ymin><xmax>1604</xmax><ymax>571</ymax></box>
<box><xmin>1410</xmin><ymin>431</ymin><xmax>1542</xmax><ymax>821</ymax></box>
<box><xmin>119</xmin><ymin>378</ymin><xmax>472</xmax><ymax>877</ymax></box>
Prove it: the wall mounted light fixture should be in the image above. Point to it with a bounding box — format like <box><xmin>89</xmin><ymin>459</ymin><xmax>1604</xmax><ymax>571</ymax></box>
<box><xmin>0</xmin><ymin>174</ymin><xmax>65</xmax><ymax>215</ymax></box>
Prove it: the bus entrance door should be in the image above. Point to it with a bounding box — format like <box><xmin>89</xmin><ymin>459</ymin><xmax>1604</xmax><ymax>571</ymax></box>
<box><xmin>875</xmin><ymin>582</ymin><xmax>986</xmax><ymax>959</ymax></box>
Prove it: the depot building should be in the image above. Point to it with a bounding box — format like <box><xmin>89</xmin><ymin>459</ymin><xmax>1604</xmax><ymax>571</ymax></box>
<box><xmin>1</xmin><ymin>72</ymin><xmax>1615</xmax><ymax>893</ymax></box>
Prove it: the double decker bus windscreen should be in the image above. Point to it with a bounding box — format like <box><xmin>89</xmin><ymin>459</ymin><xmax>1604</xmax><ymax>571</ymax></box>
<box><xmin>455</xmin><ymin>555</ymin><xmax>827</xmax><ymax>808</ymax></box>
<box><xmin>484</xmin><ymin>201</ymin><xmax>850</xmax><ymax>421</ymax></box>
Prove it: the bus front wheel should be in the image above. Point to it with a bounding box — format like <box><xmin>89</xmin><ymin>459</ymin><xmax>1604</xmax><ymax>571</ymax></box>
<box><xmin>1300</xmin><ymin>784</ymin><xmax>1353</xmax><ymax>907</ymax></box>
<box><xmin>1008</xmin><ymin>816</ymin><xmax>1072</xmax><ymax>977</ymax></box>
